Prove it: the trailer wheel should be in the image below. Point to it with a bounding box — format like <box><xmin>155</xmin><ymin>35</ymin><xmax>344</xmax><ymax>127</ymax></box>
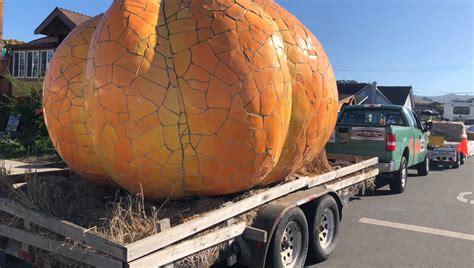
<box><xmin>417</xmin><ymin>155</ymin><xmax>429</xmax><ymax>176</ymax></box>
<box><xmin>390</xmin><ymin>156</ymin><xmax>407</xmax><ymax>194</ymax></box>
<box><xmin>307</xmin><ymin>195</ymin><xmax>340</xmax><ymax>263</ymax></box>
<box><xmin>453</xmin><ymin>152</ymin><xmax>460</xmax><ymax>168</ymax></box>
<box><xmin>267</xmin><ymin>207</ymin><xmax>309</xmax><ymax>268</ymax></box>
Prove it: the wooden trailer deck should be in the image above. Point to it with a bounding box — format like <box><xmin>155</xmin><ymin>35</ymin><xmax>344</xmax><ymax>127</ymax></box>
<box><xmin>0</xmin><ymin>154</ymin><xmax>378</xmax><ymax>267</ymax></box>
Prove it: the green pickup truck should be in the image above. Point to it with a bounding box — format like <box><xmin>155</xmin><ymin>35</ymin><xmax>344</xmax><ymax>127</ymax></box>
<box><xmin>326</xmin><ymin>104</ymin><xmax>430</xmax><ymax>193</ymax></box>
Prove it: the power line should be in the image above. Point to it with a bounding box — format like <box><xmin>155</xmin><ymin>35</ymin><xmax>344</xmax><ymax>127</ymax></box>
<box><xmin>334</xmin><ymin>68</ymin><xmax>473</xmax><ymax>72</ymax></box>
<box><xmin>333</xmin><ymin>64</ymin><xmax>474</xmax><ymax>72</ymax></box>
<box><xmin>334</xmin><ymin>64</ymin><xmax>473</xmax><ymax>69</ymax></box>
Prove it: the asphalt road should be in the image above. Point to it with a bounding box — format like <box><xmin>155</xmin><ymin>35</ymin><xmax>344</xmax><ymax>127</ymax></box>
<box><xmin>311</xmin><ymin>158</ymin><xmax>474</xmax><ymax>268</ymax></box>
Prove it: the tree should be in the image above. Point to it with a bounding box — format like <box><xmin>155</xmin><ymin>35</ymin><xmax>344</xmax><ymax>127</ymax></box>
<box><xmin>337</xmin><ymin>79</ymin><xmax>359</xmax><ymax>84</ymax></box>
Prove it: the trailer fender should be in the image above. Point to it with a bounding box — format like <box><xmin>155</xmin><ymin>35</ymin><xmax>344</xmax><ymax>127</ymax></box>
<box><xmin>244</xmin><ymin>186</ymin><xmax>341</xmax><ymax>267</ymax></box>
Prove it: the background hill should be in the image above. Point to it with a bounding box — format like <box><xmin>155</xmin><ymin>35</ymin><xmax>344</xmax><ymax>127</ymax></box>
<box><xmin>414</xmin><ymin>93</ymin><xmax>473</xmax><ymax>104</ymax></box>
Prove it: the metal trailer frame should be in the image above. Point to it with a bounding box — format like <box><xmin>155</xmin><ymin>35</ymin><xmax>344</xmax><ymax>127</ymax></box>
<box><xmin>0</xmin><ymin>154</ymin><xmax>378</xmax><ymax>268</ymax></box>
<box><xmin>429</xmin><ymin>140</ymin><xmax>474</xmax><ymax>167</ymax></box>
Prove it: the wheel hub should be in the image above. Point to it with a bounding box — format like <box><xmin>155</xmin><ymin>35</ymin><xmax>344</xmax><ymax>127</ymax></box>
<box><xmin>401</xmin><ymin>165</ymin><xmax>407</xmax><ymax>188</ymax></box>
<box><xmin>319</xmin><ymin>208</ymin><xmax>335</xmax><ymax>250</ymax></box>
<box><xmin>280</xmin><ymin>221</ymin><xmax>302</xmax><ymax>267</ymax></box>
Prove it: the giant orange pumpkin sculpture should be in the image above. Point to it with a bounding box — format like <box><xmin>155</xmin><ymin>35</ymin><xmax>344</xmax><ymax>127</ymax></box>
<box><xmin>43</xmin><ymin>0</ymin><xmax>339</xmax><ymax>199</ymax></box>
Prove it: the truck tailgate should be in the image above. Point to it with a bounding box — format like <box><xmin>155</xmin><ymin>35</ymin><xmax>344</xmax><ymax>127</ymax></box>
<box><xmin>329</xmin><ymin>125</ymin><xmax>388</xmax><ymax>160</ymax></box>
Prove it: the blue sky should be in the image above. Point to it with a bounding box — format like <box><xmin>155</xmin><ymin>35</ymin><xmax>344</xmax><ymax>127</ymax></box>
<box><xmin>4</xmin><ymin>0</ymin><xmax>473</xmax><ymax>96</ymax></box>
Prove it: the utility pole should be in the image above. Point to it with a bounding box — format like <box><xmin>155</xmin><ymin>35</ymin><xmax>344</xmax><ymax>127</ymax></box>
<box><xmin>371</xmin><ymin>82</ymin><xmax>377</xmax><ymax>103</ymax></box>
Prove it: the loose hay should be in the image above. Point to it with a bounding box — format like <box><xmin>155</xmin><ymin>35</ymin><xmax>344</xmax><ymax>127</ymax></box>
<box><xmin>431</xmin><ymin>121</ymin><xmax>467</xmax><ymax>142</ymax></box>
<box><xmin>297</xmin><ymin>150</ymin><xmax>334</xmax><ymax>176</ymax></box>
<box><xmin>0</xmin><ymin>170</ymin><xmax>256</xmax><ymax>267</ymax></box>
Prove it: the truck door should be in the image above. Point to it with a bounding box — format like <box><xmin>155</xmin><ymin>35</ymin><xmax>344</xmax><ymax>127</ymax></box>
<box><xmin>410</xmin><ymin>110</ymin><xmax>427</xmax><ymax>165</ymax></box>
<box><xmin>403</xmin><ymin>109</ymin><xmax>418</xmax><ymax>166</ymax></box>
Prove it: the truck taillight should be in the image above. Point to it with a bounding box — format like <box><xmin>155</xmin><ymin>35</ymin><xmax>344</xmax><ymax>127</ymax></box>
<box><xmin>386</xmin><ymin>133</ymin><xmax>396</xmax><ymax>151</ymax></box>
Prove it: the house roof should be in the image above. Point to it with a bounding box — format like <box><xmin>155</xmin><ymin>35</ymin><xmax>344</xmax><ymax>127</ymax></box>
<box><xmin>6</xmin><ymin>36</ymin><xmax>58</xmax><ymax>50</ymax></box>
<box><xmin>339</xmin><ymin>94</ymin><xmax>355</xmax><ymax>101</ymax></box>
<box><xmin>355</xmin><ymin>95</ymin><xmax>369</xmax><ymax>104</ymax></box>
<box><xmin>378</xmin><ymin>86</ymin><xmax>413</xmax><ymax>106</ymax></box>
<box><xmin>337</xmin><ymin>82</ymin><xmax>370</xmax><ymax>95</ymax></box>
<box><xmin>34</xmin><ymin>7</ymin><xmax>91</xmax><ymax>36</ymax></box>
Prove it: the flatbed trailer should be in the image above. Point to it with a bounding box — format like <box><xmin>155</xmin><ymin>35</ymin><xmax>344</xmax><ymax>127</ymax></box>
<box><xmin>0</xmin><ymin>154</ymin><xmax>378</xmax><ymax>268</ymax></box>
<box><xmin>429</xmin><ymin>136</ymin><xmax>474</xmax><ymax>168</ymax></box>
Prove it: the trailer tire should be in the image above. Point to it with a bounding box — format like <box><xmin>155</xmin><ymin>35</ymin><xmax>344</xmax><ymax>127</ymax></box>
<box><xmin>307</xmin><ymin>195</ymin><xmax>340</xmax><ymax>263</ymax></box>
<box><xmin>390</xmin><ymin>156</ymin><xmax>407</xmax><ymax>194</ymax></box>
<box><xmin>267</xmin><ymin>207</ymin><xmax>309</xmax><ymax>268</ymax></box>
<box><xmin>417</xmin><ymin>155</ymin><xmax>429</xmax><ymax>176</ymax></box>
<box><xmin>453</xmin><ymin>152</ymin><xmax>460</xmax><ymax>168</ymax></box>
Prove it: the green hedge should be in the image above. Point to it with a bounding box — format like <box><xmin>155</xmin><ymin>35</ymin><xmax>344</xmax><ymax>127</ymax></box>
<box><xmin>0</xmin><ymin>75</ymin><xmax>57</xmax><ymax>159</ymax></box>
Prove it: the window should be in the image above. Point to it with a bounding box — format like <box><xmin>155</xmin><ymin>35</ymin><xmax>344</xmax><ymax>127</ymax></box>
<box><xmin>26</xmin><ymin>51</ymin><xmax>40</xmax><ymax>78</ymax></box>
<box><xmin>12</xmin><ymin>51</ymin><xmax>26</xmax><ymax>78</ymax></box>
<box><xmin>40</xmin><ymin>50</ymin><xmax>54</xmax><ymax>76</ymax></box>
<box><xmin>411</xmin><ymin>111</ymin><xmax>424</xmax><ymax>130</ymax></box>
<box><xmin>12</xmin><ymin>49</ymin><xmax>54</xmax><ymax>78</ymax></box>
<box><xmin>453</xmin><ymin>106</ymin><xmax>470</xmax><ymax>115</ymax></box>
<box><xmin>339</xmin><ymin>108</ymin><xmax>407</xmax><ymax>126</ymax></box>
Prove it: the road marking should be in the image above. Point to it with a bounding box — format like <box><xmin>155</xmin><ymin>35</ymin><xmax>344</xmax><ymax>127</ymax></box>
<box><xmin>457</xmin><ymin>192</ymin><xmax>474</xmax><ymax>204</ymax></box>
<box><xmin>359</xmin><ymin>218</ymin><xmax>474</xmax><ymax>241</ymax></box>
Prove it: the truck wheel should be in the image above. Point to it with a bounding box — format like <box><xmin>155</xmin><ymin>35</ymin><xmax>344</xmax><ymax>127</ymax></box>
<box><xmin>417</xmin><ymin>156</ymin><xmax>429</xmax><ymax>176</ymax></box>
<box><xmin>307</xmin><ymin>195</ymin><xmax>340</xmax><ymax>263</ymax></box>
<box><xmin>267</xmin><ymin>207</ymin><xmax>309</xmax><ymax>268</ymax></box>
<box><xmin>390</xmin><ymin>156</ymin><xmax>407</xmax><ymax>194</ymax></box>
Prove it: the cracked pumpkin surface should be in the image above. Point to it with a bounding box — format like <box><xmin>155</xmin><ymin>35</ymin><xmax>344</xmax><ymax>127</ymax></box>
<box><xmin>43</xmin><ymin>0</ymin><xmax>338</xmax><ymax>199</ymax></box>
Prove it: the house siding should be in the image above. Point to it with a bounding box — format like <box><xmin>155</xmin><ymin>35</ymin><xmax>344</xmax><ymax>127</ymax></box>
<box><xmin>405</xmin><ymin>97</ymin><xmax>413</xmax><ymax>110</ymax></box>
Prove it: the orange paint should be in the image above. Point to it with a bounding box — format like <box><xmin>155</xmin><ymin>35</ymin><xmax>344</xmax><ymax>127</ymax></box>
<box><xmin>409</xmin><ymin>138</ymin><xmax>415</xmax><ymax>156</ymax></box>
<box><xmin>415</xmin><ymin>139</ymin><xmax>421</xmax><ymax>153</ymax></box>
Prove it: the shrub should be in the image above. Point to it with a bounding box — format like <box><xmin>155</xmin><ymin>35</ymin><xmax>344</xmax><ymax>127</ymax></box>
<box><xmin>0</xmin><ymin>74</ymin><xmax>57</xmax><ymax>158</ymax></box>
<box><xmin>0</xmin><ymin>136</ymin><xmax>26</xmax><ymax>159</ymax></box>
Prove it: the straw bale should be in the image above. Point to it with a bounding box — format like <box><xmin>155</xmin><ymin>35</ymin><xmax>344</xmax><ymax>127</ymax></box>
<box><xmin>431</xmin><ymin>121</ymin><xmax>467</xmax><ymax>142</ymax></box>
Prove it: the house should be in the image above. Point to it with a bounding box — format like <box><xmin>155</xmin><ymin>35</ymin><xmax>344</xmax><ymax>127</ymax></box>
<box><xmin>0</xmin><ymin>0</ymin><xmax>8</xmax><ymax>96</ymax></box>
<box><xmin>0</xmin><ymin>7</ymin><xmax>91</xmax><ymax>96</ymax></box>
<box><xmin>378</xmin><ymin>86</ymin><xmax>415</xmax><ymax>110</ymax></box>
<box><xmin>336</xmin><ymin>81</ymin><xmax>415</xmax><ymax>110</ymax></box>
<box><xmin>0</xmin><ymin>0</ymin><xmax>3</xmax><ymax>60</ymax></box>
<box><xmin>338</xmin><ymin>94</ymin><xmax>357</xmax><ymax>110</ymax></box>
<box><xmin>337</xmin><ymin>82</ymin><xmax>392</xmax><ymax>106</ymax></box>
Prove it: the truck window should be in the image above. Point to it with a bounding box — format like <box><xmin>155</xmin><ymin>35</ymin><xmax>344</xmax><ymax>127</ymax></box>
<box><xmin>411</xmin><ymin>111</ymin><xmax>424</xmax><ymax>130</ymax></box>
<box><xmin>453</xmin><ymin>106</ymin><xmax>470</xmax><ymax>115</ymax></box>
<box><xmin>339</xmin><ymin>109</ymin><xmax>407</xmax><ymax>126</ymax></box>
